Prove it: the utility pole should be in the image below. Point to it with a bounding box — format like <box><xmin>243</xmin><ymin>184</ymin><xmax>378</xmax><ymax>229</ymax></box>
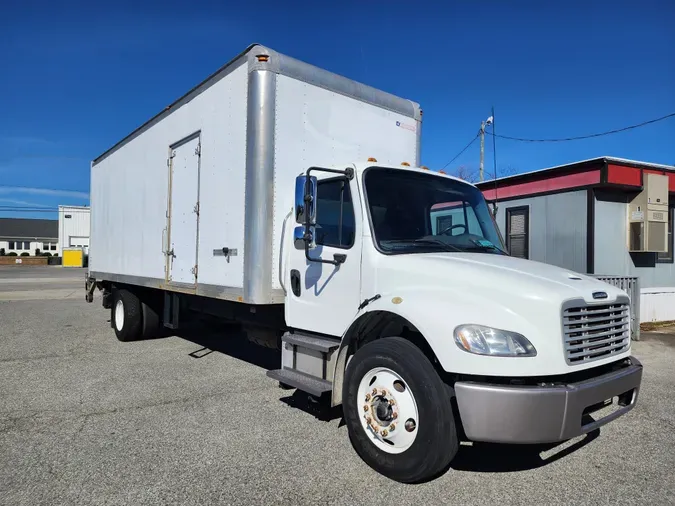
<box><xmin>479</xmin><ymin>115</ymin><xmax>494</xmax><ymax>182</ymax></box>
<box><xmin>479</xmin><ymin>121</ymin><xmax>486</xmax><ymax>182</ymax></box>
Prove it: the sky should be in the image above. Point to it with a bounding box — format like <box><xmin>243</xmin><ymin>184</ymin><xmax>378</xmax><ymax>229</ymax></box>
<box><xmin>1</xmin><ymin>0</ymin><xmax>673</xmax><ymax>219</ymax></box>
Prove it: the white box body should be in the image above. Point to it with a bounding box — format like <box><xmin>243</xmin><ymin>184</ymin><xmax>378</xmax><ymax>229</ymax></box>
<box><xmin>89</xmin><ymin>44</ymin><xmax>421</xmax><ymax>304</ymax></box>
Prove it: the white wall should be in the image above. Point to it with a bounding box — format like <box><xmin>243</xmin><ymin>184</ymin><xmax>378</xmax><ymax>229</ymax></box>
<box><xmin>58</xmin><ymin>206</ymin><xmax>90</xmax><ymax>253</ymax></box>
<box><xmin>640</xmin><ymin>288</ymin><xmax>675</xmax><ymax>322</ymax></box>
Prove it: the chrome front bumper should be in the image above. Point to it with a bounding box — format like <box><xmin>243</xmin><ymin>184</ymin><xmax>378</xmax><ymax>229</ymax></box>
<box><xmin>454</xmin><ymin>357</ymin><xmax>643</xmax><ymax>444</ymax></box>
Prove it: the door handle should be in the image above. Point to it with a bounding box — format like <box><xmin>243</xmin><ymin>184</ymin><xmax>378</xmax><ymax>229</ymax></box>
<box><xmin>290</xmin><ymin>269</ymin><xmax>301</xmax><ymax>297</ymax></box>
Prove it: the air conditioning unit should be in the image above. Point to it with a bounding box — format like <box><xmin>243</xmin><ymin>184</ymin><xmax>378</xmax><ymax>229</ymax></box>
<box><xmin>628</xmin><ymin>173</ymin><xmax>669</xmax><ymax>252</ymax></box>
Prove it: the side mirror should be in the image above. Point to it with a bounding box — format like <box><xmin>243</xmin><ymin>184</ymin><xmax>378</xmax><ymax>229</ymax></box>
<box><xmin>294</xmin><ymin>226</ymin><xmax>316</xmax><ymax>250</ymax></box>
<box><xmin>294</xmin><ymin>175</ymin><xmax>317</xmax><ymax>225</ymax></box>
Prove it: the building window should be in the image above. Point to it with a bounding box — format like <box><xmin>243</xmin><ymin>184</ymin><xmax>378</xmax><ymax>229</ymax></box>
<box><xmin>315</xmin><ymin>178</ymin><xmax>356</xmax><ymax>248</ymax></box>
<box><xmin>23</xmin><ymin>241</ymin><xmax>30</xmax><ymax>250</ymax></box>
<box><xmin>657</xmin><ymin>207</ymin><xmax>674</xmax><ymax>263</ymax></box>
<box><xmin>51</xmin><ymin>244</ymin><xmax>57</xmax><ymax>251</ymax></box>
<box><xmin>506</xmin><ymin>206</ymin><xmax>529</xmax><ymax>259</ymax></box>
<box><xmin>8</xmin><ymin>241</ymin><xmax>16</xmax><ymax>250</ymax></box>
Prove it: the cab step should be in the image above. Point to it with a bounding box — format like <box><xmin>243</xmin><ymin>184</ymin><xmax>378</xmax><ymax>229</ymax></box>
<box><xmin>266</xmin><ymin>368</ymin><xmax>332</xmax><ymax>397</ymax></box>
<box><xmin>268</xmin><ymin>331</ymin><xmax>340</xmax><ymax>396</ymax></box>
<box><xmin>282</xmin><ymin>332</ymin><xmax>340</xmax><ymax>352</ymax></box>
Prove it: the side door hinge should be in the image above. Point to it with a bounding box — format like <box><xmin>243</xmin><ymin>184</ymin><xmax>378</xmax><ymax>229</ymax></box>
<box><xmin>167</xmin><ymin>150</ymin><xmax>176</xmax><ymax>166</ymax></box>
<box><xmin>195</xmin><ymin>143</ymin><xmax>201</xmax><ymax>156</ymax></box>
<box><xmin>193</xmin><ymin>202</ymin><xmax>200</xmax><ymax>215</ymax></box>
<box><xmin>191</xmin><ymin>265</ymin><xmax>198</xmax><ymax>278</ymax></box>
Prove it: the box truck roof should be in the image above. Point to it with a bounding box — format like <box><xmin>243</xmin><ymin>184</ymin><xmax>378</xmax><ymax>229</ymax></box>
<box><xmin>93</xmin><ymin>44</ymin><xmax>422</xmax><ymax>165</ymax></box>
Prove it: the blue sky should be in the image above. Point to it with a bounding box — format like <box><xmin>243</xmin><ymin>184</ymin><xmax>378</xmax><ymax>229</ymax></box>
<box><xmin>1</xmin><ymin>0</ymin><xmax>673</xmax><ymax>219</ymax></box>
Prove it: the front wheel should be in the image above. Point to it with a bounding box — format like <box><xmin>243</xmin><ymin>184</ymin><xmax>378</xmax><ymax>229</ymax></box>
<box><xmin>343</xmin><ymin>337</ymin><xmax>458</xmax><ymax>483</ymax></box>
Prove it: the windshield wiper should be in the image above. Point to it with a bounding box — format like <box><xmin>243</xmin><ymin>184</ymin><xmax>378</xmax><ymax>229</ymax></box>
<box><xmin>412</xmin><ymin>238</ymin><xmax>463</xmax><ymax>252</ymax></box>
<box><xmin>464</xmin><ymin>240</ymin><xmax>505</xmax><ymax>254</ymax></box>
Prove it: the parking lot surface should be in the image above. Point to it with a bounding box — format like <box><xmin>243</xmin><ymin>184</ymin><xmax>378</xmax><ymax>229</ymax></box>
<box><xmin>1</xmin><ymin>266</ymin><xmax>674</xmax><ymax>505</ymax></box>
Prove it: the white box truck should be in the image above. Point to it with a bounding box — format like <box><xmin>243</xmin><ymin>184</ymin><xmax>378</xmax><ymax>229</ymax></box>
<box><xmin>86</xmin><ymin>44</ymin><xmax>643</xmax><ymax>483</ymax></box>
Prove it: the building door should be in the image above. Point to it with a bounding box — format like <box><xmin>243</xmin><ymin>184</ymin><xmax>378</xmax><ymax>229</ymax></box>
<box><xmin>167</xmin><ymin>133</ymin><xmax>201</xmax><ymax>285</ymax></box>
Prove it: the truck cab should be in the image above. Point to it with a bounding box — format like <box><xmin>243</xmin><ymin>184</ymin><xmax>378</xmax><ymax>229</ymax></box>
<box><xmin>271</xmin><ymin>161</ymin><xmax>643</xmax><ymax>482</ymax></box>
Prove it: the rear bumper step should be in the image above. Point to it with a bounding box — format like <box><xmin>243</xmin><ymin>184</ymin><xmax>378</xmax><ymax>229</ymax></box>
<box><xmin>267</xmin><ymin>368</ymin><xmax>332</xmax><ymax>397</ymax></box>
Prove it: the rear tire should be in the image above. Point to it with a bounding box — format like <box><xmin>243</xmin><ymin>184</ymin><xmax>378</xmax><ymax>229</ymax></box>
<box><xmin>112</xmin><ymin>289</ymin><xmax>143</xmax><ymax>342</ymax></box>
<box><xmin>343</xmin><ymin>337</ymin><xmax>458</xmax><ymax>483</ymax></box>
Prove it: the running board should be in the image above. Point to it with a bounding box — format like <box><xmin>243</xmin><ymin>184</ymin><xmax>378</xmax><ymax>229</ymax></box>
<box><xmin>269</xmin><ymin>331</ymin><xmax>340</xmax><ymax>396</ymax></box>
<box><xmin>267</xmin><ymin>368</ymin><xmax>332</xmax><ymax>397</ymax></box>
<box><xmin>282</xmin><ymin>332</ymin><xmax>340</xmax><ymax>352</ymax></box>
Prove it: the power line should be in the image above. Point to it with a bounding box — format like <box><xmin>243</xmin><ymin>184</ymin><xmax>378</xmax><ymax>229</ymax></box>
<box><xmin>0</xmin><ymin>184</ymin><xmax>88</xmax><ymax>193</ymax></box>
<box><xmin>487</xmin><ymin>112</ymin><xmax>675</xmax><ymax>143</ymax></box>
<box><xmin>0</xmin><ymin>207</ymin><xmax>90</xmax><ymax>213</ymax></box>
<box><xmin>442</xmin><ymin>134</ymin><xmax>480</xmax><ymax>169</ymax></box>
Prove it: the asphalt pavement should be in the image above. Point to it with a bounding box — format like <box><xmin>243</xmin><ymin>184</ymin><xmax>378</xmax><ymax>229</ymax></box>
<box><xmin>0</xmin><ymin>266</ymin><xmax>674</xmax><ymax>505</ymax></box>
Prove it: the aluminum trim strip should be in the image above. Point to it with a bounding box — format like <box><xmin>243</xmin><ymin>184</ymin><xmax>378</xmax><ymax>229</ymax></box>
<box><xmin>248</xmin><ymin>45</ymin><xmax>421</xmax><ymax>120</ymax></box>
<box><xmin>89</xmin><ymin>271</ymin><xmax>285</xmax><ymax>304</ymax></box>
<box><xmin>243</xmin><ymin>69</ymin><xmax>276</xmax><ymax>304</ymax></box>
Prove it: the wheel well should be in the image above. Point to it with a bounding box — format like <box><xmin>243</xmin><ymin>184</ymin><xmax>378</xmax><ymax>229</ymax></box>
<box><xmin>331</xmin><ymin>311</ymin><xmax>443</xmax><ymax>406</ymax></box>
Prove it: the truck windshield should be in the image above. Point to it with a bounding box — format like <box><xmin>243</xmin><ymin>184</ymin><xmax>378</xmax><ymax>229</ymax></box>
<box><xmin>365</xmin><ymin>167</ymin><xmax>506</xmax><ymax>255</ymax></box>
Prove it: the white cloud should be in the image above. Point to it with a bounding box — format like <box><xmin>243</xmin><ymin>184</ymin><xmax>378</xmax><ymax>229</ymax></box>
<box><xmin>0</xmin><ymin>198</ymin><xmax>52</xmax><ymax>208</ymax></box>
<box><xmin>0</xmin><ymin>186</ymin><xmax>89</xmax><ymax>199</ymax></box>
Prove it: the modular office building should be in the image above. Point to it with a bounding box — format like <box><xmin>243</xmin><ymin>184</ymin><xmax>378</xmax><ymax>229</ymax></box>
<box><xmin>476</xmin><ymin>157</ymin><xmax>675</xmax><ymax>323</ymax></box>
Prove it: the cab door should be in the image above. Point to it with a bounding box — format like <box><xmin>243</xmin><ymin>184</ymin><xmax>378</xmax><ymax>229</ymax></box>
<box><xmin>285</xmin><ymin>174</ymin><xmax>363</xmax><ymax>337</ymax></box>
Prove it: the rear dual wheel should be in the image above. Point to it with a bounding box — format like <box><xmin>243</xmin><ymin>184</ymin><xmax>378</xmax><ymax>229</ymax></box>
<box><xmin>112</xmin><ymin>288</ymin><xmax>162</xmax><ymax>342</ymax></box>
<box><xmin>343</xmin><ymin>337</ymin><xmax>458</xmax><ymax>483</ymax></box>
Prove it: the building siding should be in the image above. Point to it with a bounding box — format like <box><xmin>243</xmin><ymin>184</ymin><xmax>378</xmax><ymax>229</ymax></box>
<box><xmin>58</xmin><ymin>206</ymin><xmax>90</xmax><ymax>253</ymax></box>
<box><xmin>594</xmin><ymin>197</ymin><xmax>675</xmax><ymax>289</ymax></box>
<box><xmin>495</xmin><ymin>190</ymin><xmax>587</xmax><ymax>273</ymax></box>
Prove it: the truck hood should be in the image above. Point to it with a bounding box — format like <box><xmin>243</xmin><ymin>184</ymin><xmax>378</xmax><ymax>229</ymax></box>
<box><xmin>370</xmin><ymin>252</ymin><xmax>631</xmax><ymax>376</ymax></box>
<box><xmin>376</xmin><ymin>252</ymin><xmax>627</xmax><ymax>306</ymax></box>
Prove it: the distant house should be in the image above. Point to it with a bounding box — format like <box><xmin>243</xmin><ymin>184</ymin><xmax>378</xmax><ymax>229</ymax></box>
<box><xmin>0</xmin><ymin>218</ymin><xmax>59</xmax><ymax>254</ymax></box>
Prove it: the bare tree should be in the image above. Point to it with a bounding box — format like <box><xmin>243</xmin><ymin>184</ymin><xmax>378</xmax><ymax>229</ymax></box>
<box><xmin>451</xmin><ymin>164</ymin><xmax>479</xmax><ymax>183</ymax></box>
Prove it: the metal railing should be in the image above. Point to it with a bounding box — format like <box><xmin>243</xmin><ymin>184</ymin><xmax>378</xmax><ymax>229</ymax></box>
<box><xmin>591</xmin><ymin>275</ymin><xmax>640</xmax><ymax>341</ymax></box>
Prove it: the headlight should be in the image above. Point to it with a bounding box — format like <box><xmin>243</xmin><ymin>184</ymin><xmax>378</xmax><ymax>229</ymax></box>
<box><xmin>454</xmin><ymin>324</ymin><xmax>536</xmax><ymax>357</ymax></box>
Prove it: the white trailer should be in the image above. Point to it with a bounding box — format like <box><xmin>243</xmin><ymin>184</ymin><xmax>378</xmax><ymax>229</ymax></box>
<box><xmin>87</xmin><ymin>44</ymin><xmax>642</xmax><ymax>483</ymax></box>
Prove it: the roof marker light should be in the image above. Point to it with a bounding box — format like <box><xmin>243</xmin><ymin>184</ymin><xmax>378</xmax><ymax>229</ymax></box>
<box><xmin>368</xmin><ymin>157</ymin><xmax>377</xmax><ymax>162</ymax></box>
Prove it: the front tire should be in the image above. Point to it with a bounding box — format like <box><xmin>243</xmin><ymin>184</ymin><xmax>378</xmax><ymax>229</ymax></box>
<box><xmin>112</xmin><ymin>289</ymin><xmax>143</xmax><ymax>342</ymax></box>
<box><xmin>343</xmin><ymin>337</ymin><xmax>458</xmax><ymax>483</ymax></box>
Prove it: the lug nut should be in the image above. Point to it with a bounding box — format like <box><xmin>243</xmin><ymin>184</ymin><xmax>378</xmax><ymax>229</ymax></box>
<box><xmin>363</xmin><ymin>405</ymin><xmax>369</xmax><ymax>412</ymax></box>
<box><xmin>390</xmin><ymin>423</ymin><xmax>396</xmax><ymax>431</ymax></box>
<box><xmin>365</xmin><ymin>394</ymin><xmax>371</xmax><ymax>401</ymax></box>
<box><xmin>381</xmin><ymin>389</ymin><xmax>387</xmax><ymax>396</ymax></box>
<box><xmin>381</xmin><ymin>429</ymin><xmax>388</xmax><ymax>437</ymax></box>
<box><xmin>389</xmin><ymin>398</ymin><xmax>396</xmax><ymax>406</ymax></box>
<box><xmin>392</xmin><ymin>412</ymin><xmax>398</xmax><ymax>419</ymax></box>
<box><xmin>372</xmin><ymin>388</ymin><xmax>377</xmax><ymax>395</ymax></box>
<box><xmin>372</xmin><ymin>425</ymin><xmax>380</xmax><ymax>432</ymax></box>
<box><xmin>366</xmin><ymin>417</ymin><xmax>372</xmax><ymax>424</ymax></box>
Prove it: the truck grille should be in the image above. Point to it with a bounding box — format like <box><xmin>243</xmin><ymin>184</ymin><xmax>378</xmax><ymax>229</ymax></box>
<box><xmin>563</xmin><ymin>303</ymin><xmax>630</xmax><ymax>364</ymax></box>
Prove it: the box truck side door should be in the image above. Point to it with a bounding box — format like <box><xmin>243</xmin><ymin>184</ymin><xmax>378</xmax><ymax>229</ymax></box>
<box><xmin>167</xmin><ymin>134</ymin><xmax>201</xmax><ymax>285</ymax></box>
<box><xmin>285</xmin><ymin>176</ymin><xmax>362</xmax><ymax>337</ymax></box>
